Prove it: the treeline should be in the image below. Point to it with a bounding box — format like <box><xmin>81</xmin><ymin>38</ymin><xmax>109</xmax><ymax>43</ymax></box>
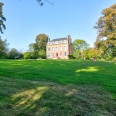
<box><xmin>0</xmin><ymin>38</ymin><xmax>23</xmax><ymax>59</ymax></box>
<box><xmin>0</xmin><ymin>34</ymin><xmax>48</xmax><ymax>59</ymax></box>
<box><xmin>0</xmin><ymin>3</ymin><xmax>116</xmax><ymax>61</ymax></box>
<box><xmin>24</xmin><ymin>34</ymin><xmax>48</xmax><ymax>59</ymax></box>
<box><xmin>72</xmin><ymin>4</ymin><xmax>116</xmax><ymax>61</ymax></box>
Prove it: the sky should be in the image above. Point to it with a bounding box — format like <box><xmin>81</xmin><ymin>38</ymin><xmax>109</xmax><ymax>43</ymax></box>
<box><xmin>0</xmin><ymin>0</ymin><xmax>116</xmax><ymax>51</ymax></box>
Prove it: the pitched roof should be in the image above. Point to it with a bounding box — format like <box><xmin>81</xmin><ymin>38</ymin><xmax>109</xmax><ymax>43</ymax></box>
<box><xmin>50</xmin><ymin>37</ymin><xmax>67</xmax><ymax>42</ymax></box>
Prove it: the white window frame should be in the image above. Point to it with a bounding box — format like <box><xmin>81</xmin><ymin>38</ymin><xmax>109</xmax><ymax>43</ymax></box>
<box><xmin>64</xmin><ymin>46</ymin><xmax>66</xmax><ymax>50</ymax></box>
<box><xmin>48</xmin><ymin>48</ymin><xmax>50</xmax><ymax>51</ymax></box>
<box><xmin>56</xmin><ymin>47</ymin><xmax>58</xmax><ymax>51</ymax></box>
<box><xmin>52</xmin><ymin>53</ymin><xmax>54</xmax><ymax>58</ymax></box>
<box><xmin>60</xmin><ymin>52</ymin><xmax>62</xmax><ymax>56</ymax></box>
<box><xmin>64</xmin><ymin>52</ymin><xmax>67</xmax><ymax>56</ymax></box>
<box><xmin>60</xmin><ymin>46</ymin><xmax>62</xmax><ymax>51</ymax></box>
<box><xmin>52</xmin><ymin>47</ymin><xmax>54</xmax><ymax>51</ymax></box>
<box><xmin>48</xmin><ymin>54</ymin><xmax>50</xmax><ymax>58</ymax></box>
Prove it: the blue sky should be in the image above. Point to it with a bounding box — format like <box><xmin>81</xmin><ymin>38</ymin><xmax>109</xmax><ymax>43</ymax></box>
<box><xmin>1</xmin><ymin>0</ymin><xmax>116</xmax><ymax>51</ymax></box>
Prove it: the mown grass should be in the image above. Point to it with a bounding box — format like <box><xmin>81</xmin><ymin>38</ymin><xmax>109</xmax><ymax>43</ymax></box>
<box><xmin>0</xmin><ymin>59</ymin><xmax>116</xmax><ymax>116</ymax></box>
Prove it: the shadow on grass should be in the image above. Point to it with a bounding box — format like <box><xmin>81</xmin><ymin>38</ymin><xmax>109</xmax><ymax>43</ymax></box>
<box><xmin>0</xmin><ymin>60</ymin><xmax>116</xmax><ymax>115</ymax></box>
<box><xmin>0</xmin><ymin>76</ymin><xmax>116</xmax><ymax>116</ymax></box>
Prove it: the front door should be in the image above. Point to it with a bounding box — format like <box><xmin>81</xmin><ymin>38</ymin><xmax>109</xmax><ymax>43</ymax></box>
<box><xmin>56</xmin><ymin>53</ymin><xmax>58</xmax><ymax>57</ymax></box>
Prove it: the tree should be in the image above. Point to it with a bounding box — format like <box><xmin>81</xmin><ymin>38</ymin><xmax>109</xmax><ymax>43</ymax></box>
<box><xmin>72</xmin><ymin>39</ymin><xmax>89</xmax><ymax>58</ymax></box>
<box><xmin>8</xmin><ymin>48</ymin><xmax>19</xmax><ymax>59</ymax></box>
<box><xmin>0</xmin><ymin>38</ymin><xmax>9</xmax><ymax>58</ymax></box>
<box><xmin>38</xmin><ymin>50</ymin><xmax>46</xmax><ymax>58</ymax></box>
<box><xmin>82</xmin><ymin>48</ymin><xmax>99</xmax><ymax>60</ymax></box>
<box><xmin>94</xmin><ymin>4</ymin><xmax>116</xmax><ymax>40</ymax></box>
<box><xmin>26</xmin><ymin>34</ymin><xmax>48</xmax><ymax>59</ymax></box>
<box><xmin>20</xmin><ymin>0</ymin><xmax>54</xmax><ymax>6</ymax></box>
<box><xmin>24</xmin><ymin>52</ymin><xmax>32</xmax><ymax>59</ymax></box>
<box><xmin>94</xmin><ymin>4</ymin><xmax>116</xmax><ymax>59</ymax></box>
<box><xmin>37</xmin><ymin>0</ymin><xmax>54</xmax><ymax>6</ymax></box>
<box><xmin>35</xmin><ymin>34</ymin><xmax>48</xmax><ymax>51</ymax></box>
<box><xmin>0</xmin><ymin>2</ymin><xmax>6</xmax><ymax>34</ymax></box>
<box><xmin>27</xmin><ymin>43</ymin><xmax>34</xmax><ymax>52</ymax></box>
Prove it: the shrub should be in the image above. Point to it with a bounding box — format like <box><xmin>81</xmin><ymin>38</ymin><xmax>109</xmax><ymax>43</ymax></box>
<box><xmin>112</xmin><ymin>57</ymin><xmax>116</xmax><ymax>61</ymax></box>
<box><xmin>68</xmin><ymin>54</ymin><xmax>75</xmax><ymax>59</ymax></box>
<box><xmin>24</xmin><ymin>52</ymin><xmax>32</xmax><ymax>59</ymax></box>
<box><xmin>105</xmin><ymin>55</ymin><xmax>113</xmax><ymax>61</ymax></box>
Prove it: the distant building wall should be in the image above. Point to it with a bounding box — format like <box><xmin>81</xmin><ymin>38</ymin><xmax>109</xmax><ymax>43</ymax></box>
<box><xmin>46</xmin><ymin>35</ymin><xmax>73</xmax><ymax>59</ymax></box>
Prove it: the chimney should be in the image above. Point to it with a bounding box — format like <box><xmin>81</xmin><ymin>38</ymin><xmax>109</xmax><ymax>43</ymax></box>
<box><xmin>48</xmin><ymin>37</ymin><xmax>50</xmax><ymax>42</ymax></box>
<box><xmin>67</xmin><ymin>35</ymin><xmax>72</xmax><ymax>44</ymax></box>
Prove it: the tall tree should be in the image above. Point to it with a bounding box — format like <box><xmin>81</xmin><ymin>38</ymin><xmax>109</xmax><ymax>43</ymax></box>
<box><xmin>0</xmin><ymin>38</ymin><xmax>9</xmax><ymax>58</ymax></box>
<box><xmin>72</xmin><ymin>39</ymin><xmax>89</xmax><ymax>58</ymax></box>
<box><xmin>8</xmin><ymin>48</ymin><xmax>19</xmax><ymax>59</ymax></box>
<box><xmin>0</xmin><ymin>2</ymin><xmax>6</xmax><ymax>34</ymax></box>
<box><xmin>35</xmin><ymin>34</ymin><xmax>48</xmax><ymax>51</ymax></box>
<box><xmin>94</xmin><ymin>3</ymin><xmax>116</xmax><ymax>58</ymax></box>
<box><xmin>27</xmin><ymin>43</ymin><xmax>34</xmax><ymax>52</ymax></box>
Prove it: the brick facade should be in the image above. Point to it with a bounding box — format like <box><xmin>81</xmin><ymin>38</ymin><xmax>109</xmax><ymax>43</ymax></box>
<box><xmin>46</xmin><ymin>35</ymin><xmax>73</xmax><ymax>59</ymax></box>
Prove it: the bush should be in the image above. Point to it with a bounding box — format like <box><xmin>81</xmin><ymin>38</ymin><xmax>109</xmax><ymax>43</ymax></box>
<box><xmin>68</xmin><ymin>54</ymin><xmax>75</xmax><ymax>59</ymax></box>
<box><xmin>24</xmin><ymin>52</ymin><xmax>32</xmax><ymax>59</ymax></box>
<box><xmin>105</xmin><ymin>55</ymin><xmax>113</xmax><ymax>61</ymax></box>
<box><xmin>112</xmin><ymin>57</ymin><xmax>116</xmax><ymax>61</ymax></box>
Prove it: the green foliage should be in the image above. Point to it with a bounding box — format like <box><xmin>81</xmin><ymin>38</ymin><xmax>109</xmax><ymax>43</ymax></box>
<box><xmin>0</xmin><ymin>3</ymin><xmax>6</xmax><ymax>34</ymax></box>
<box><xmin>68</xmin><ymin>54</ymin><xmax>75</xmax><ymax>59</ymax></box>
<box><xmin>8</xmin><ymin>48</ymin><xmax>23</xmax><ymax>59</ymax></box>
<box><xmin>35</xmin><ymin>34</ymin><xmax>48</xmax><ymax>51</ymax></box>
<box><xmin>94</xmin><ymin>4</ymin><xmax>116</xmax><ymax>60</ymax></box>
<box><xmin>31</xmin><ymin>51</ymin><xmax>39</xmax><ymax>59</ymax></box>
<box><xmin>24</xmin><ymin>51</ymin><xmax>39</xmax><ymax>59</ymax></box>
<box><xmin>27</xmin><ymin>43</ymin><xmax>34</xmax><ymax>52</ymax></box>
<box><xmin>94</xmin><ymin>4</ymin><xmax>116</xmax><ymax>40</ymax></box>
<box><xmin>38</xmin><ymin>50</ymin><xmax>46</xmax><ymax>59</ymax></box>
<box><xmin>72</xmin><ymin>39</ymin><xmax>89</xmax><ymax>58</ymax></box>
<box><xmin>82</xmin><ymin>48</ymin><xmax>100</xmax><ymax>60</ymax></box>
<box><xmin>24</xmin><ymin>52</ymin><xmax>31</xmax><ymax>59</ymax></box>
<box><xmin>0</xmin><ymin>38</ymin><xmax>9</xmax><ymax>58</ymax></box>
<box><xmin>27</xmin><ymin>34</ymin><xmax>48</xmax><ymax>59</ymax></box>
<box><xmin>105</xmin><ymin>55</ymin><xmax>113</xmax><ymax>61</ymax></box>
<box><xmin>112</xmin><ymin>57</ymin><xmax>116</xmax><ymax>61</ymax></box>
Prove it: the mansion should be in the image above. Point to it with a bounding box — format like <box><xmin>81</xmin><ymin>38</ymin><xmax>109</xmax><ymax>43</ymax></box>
<box><xmin>46</xmin><ymin>35</ymin><xmax>73</xmax><ymax>59</ymax></box>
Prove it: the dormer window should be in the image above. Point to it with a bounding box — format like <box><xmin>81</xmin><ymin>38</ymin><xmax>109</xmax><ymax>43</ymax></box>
<box><xmin>60</xmin><ymin>40</ymin><xmax>62</xmax><ymax>44</ymax></box>
<box><xmin>63</xmin><ymin>40</ymin><xmax>68</xmax><ymax>43</ymax></box>
<box><xmin>55</xmin><ymin>41</ymin><xmax>58</xmax><ymax>44</ymax></box>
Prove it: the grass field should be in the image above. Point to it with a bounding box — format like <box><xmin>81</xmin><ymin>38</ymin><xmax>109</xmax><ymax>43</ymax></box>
<box><xmin>0</xmin><ymin>59</ymin><xmax>116</xmax><ymax>116</ymax></box>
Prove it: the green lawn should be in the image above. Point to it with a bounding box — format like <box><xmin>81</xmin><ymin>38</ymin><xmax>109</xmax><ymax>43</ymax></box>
<box><xmin>0</xmin><ymin>59</ymin><xmax>116</xmax><ymax>116</ymax></box>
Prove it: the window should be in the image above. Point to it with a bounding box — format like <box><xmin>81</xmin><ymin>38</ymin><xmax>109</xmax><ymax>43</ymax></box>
<box><xmin>64</xmin><ymin>52</ymin><xmax>67</xmax><ymax>56</ymax></box>
<box><xmin>60</xmin><ymin>52</ymin><xmax>62</xmax><ymax>56</ymax></box>
<box><xmin>64</xmin><ymin>40</ymin><xmax>68</xmax><ymax>43</ymax></box>
<box><xmin>52</xmin><ymin>53</ymin><xmax>54</xmax><ymax>58</ymax></box>
<box><xmin>48</xmin><ymin>48</ymin><xmax>50</xmax><ymax>51</ymax></box>
<box><xmin>48</xmin><ymin>54</ymin><xmax>50</xmax><ymax>58</ymax></box>
<box><xmin>60</xmin><ymin>46</ymin><xmax>62</xmax><ymax>51</ymax></box>
<box><xmin>52</xmin><ymin>42</ymin><xmax>54</xmax><ymax>44</ymax></box>
<box><xmin>55</xmin><ymin>41</ymin><xmax>58</xmax><ymax>44</ymax></box>
<box><xmin>59</xmin><ymin>40</ymin><xmax>63</xmax><ymax>44</ymax></box>
<box><xmin>64</xmin><ymin>46</ymin><xmax>66</xmax><ymax>50</ymax></box>
<box><xmin>56</xmin><ymin>47</ymin><xmax>58</xmax><ymax>51</ymax></box>
<box><xmin>52</xmin><ymin>47</ymin><xmax>54</xmax><ymax>51</ymax></box>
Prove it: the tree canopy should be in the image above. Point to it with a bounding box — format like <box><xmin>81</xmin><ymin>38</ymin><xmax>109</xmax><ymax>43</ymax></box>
<box><xmin>94</xmin><ymin>3</ymin><xmax>116</xmax><ymax>58</ymax></box>
<box><xmin>94</xmin><ymin>4</ymin><xmax>116</xmax><ymax>40</ymax></box>
<box><xmin>35</xmin><ymin>34</ymin><xmax>48</xmax><ymax>51</ymax></box>
<box><xmin>20</xmin><ymin>0</ymin><xmax>53</xmax><ymax>6</ymax></box>
<box><xmin>25</xmin><ymin>34</ymin><xmax>48</xmax><ymax>59</ymax></box>
<box><xmin>0</xmin><ymin>2</ymin><xmax>6</xmax><ymax>34</ymax></box>
<box><xmin>72</xmin><ymin>39</ymin><xmax>89</xmax><ymax>58</ymax></box>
